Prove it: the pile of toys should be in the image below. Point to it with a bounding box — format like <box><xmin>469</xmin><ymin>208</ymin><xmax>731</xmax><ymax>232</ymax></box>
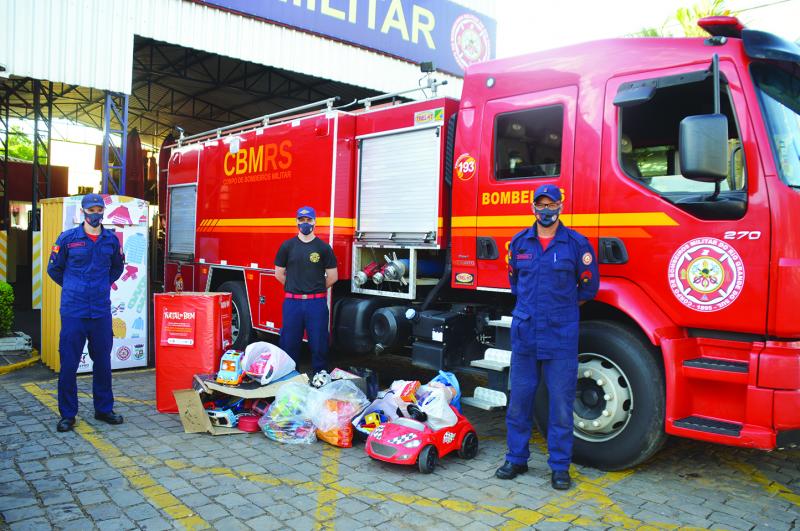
<box><xmin>191</xmin><ymin>341</ymin><xmax>478</xmax><ymax>471</ymax></box>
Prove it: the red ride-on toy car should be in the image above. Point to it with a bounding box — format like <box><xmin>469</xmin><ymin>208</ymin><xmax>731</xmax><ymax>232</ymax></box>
<box><xmin>365</xmin><ymin>406</ymin><xmax>478</xmax><ymax>473</ymax></box>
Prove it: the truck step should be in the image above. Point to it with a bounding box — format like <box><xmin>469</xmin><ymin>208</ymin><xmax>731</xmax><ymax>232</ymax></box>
<box><xmin>486</xmin><ymin>316</ymin><xmax>512</xmax><ymax>328</ymax></box>
<box><xmin>470</xmin><ymin>348</ymin><xmax>511</xmax><ymax>371</ymax></box>
<box><xmin>461</xmin><ymin>387</ymin><xmax>508</xmax><ymax>411</ymax></box>
<box><xmin>673</xmin><ymin>415</ymin><xmax>742</xmax><ymax>437</ymax></box>
<box><xmin>683</xmin><ymin>357</ymin><xmax>748</xmax><ymax>373</ymax></box>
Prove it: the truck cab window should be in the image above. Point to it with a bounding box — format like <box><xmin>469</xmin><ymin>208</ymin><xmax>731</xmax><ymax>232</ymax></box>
<box><xmin>495</xmin><ymin>105</ymin><xmax>563</xmax><ymax>180</ymax></box>
<box><xmin>618</xmin><ymin>76</ymin><xmax>746</xmax><ymax>219</ymax></box>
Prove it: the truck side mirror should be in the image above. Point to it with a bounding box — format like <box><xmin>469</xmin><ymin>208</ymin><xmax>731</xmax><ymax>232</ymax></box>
<box><xmin>679</xmin><ymin>113</ymin><xmax>728</xmax><ymax>183</ymax></box>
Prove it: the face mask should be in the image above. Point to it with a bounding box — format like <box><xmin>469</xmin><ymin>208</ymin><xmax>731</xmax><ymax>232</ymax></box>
<box><xmin>298</xmin><ymin>222</ymin><xmax>314</xmax><ymax>235</ymax></box>
<box><xmin>84</xmin><ymin>211</ymin><xmax>103</xmax><ymax>228</ymax></box>
<box><xmin>534</xmin><ymin>207</ymin><xmax>559</xmax><ymax>227</ymax></box>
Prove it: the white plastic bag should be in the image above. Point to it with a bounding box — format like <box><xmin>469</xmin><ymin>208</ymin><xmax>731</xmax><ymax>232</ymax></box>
<box><xmin>242</xmin><ymin>342</ymin><xmax>296</xmax><ymax>385</ymax></box>
<box><xmin>418</xmin><ymin>387</ymin><xmax>458</xmax><ymax>431</ymax></box>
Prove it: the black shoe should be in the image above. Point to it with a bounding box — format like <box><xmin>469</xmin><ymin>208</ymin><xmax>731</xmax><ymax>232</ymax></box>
<box><xmin>94</xmin><ymin>411</ymin><xmax>124</xmax><ymax>425</ymax></box>
<box><xmin>551</xmin><ymin>470</ymin><xmax>571</xmax><ymax>490</ymax></box>
<box><xmin>56</xmin><ymin>418</ymin><xmax>75</xmax><ymax>432</ymax></box>
<box><xmin>495</xmin><ymin>461</ymin><xmax>528</xmax><ymax>480</ymax></box>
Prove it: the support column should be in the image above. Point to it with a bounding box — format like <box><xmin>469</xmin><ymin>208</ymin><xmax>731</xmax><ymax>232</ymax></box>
<box><xmin>31</xmin><ymin>80</ymin><xmax>53</xmax><ymax>232</ymax></box>
<box><xmin>102</xmin><ymin>92</ymin><xmax>129</xmax><ymax>195</ymax></box>
<box><xmin>1</xmin><ymin>82</ymin><xmax>9</xmax><ymax>232</ymax></box>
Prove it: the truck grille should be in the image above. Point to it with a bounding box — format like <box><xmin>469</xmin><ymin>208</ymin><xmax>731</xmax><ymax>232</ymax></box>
<box><xmin>370</xmin><ymin>442</ymin><xmax>397</xmax><ymax>458</ymax></box>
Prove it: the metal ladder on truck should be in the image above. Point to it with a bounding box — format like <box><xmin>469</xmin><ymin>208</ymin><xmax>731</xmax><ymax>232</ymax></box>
<box><xmin>461</xmin><ymin>316</ymin><xmax>513</xmax><ymax>410</ymax></box>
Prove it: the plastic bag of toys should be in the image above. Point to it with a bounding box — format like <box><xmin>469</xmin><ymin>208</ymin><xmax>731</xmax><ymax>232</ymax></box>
<box><xmin>242</xmin><ymin>342</ymin><xmax>296</xmax><ymax>386</ymax></box>
<box><xmin>258</xmin><ymin>382</ymin><xmax>316</xmax><ymax>444</ymax></box>
<box><xmin>307</xmin><ymin>380</ymin><xmax>369</xmax><ymax>447</ymax></box>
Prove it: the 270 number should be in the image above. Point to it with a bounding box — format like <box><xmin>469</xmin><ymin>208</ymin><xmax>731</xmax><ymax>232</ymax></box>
<box><xmin>723</xmin><ymin>231</ymin><xmax>761</xmax><ymax>240</ymax></box>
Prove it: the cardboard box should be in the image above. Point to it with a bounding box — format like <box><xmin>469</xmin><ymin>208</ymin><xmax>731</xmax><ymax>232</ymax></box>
<box><xmin>173</xmin><ymin>372</ymin><xmax>309</xmax><ymax>436</ymax></box>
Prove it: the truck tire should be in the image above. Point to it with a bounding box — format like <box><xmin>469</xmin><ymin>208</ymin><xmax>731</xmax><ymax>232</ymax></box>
<box><xmin>534</xmin><ymin>320</ymin><xmax>666</xmax><ymax>471</ymax></box>
<box><xmin>218</xmin><ymin>281</ymin><xmax>253</xmax><ymax>351</ymax></box>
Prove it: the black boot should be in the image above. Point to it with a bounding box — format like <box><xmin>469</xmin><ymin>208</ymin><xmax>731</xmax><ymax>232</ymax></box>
<box><xmin>56</xmin><ymin>418</ymin><xmax>75</xmax><ymax>432</ymax></box>
<box><xmin>94</xmin><ymin>411</ymin><xmax>124</xmax><ymax>425</ymax></box>
<box><xmin>551</xmin><ymin>470</ymin><xmax>571</xmax><ymax>490</ymax></box>
<box><xmin>495</xmin><ymin>461</ymin><xmax>528</xmax><ymax>480</ymax></box>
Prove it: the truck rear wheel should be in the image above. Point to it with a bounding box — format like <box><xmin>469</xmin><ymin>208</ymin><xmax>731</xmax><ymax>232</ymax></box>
<box><xmin>218</xmin><ymin>281</ymin><xmax>253</xmax><ymax>351</ymax></box>
<box><xmin>534</xmin><ymin>321</ymin><xmax>666</xmax><ymax>471</ymax></box>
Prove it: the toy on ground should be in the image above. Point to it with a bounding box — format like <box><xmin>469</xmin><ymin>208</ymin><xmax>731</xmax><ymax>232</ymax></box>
<box><xmin>216</xmin><ymin>350</ymin><xmax>245</xmax><ymax>385</ymax></box>
<box><xmin>365</xmin><ymin>405</ymin><xmax>478</xmax><ymax>473</ymax></box>
<box><xmin>207</xmin><ymin>408</ymin><xmax>238</xmax><ymax>428</ymax></box>
<box><xmin>259</xmin><ymin>382</ymin><xmax>317</xmax><ymax>444</ymax></box>
<box><xmin>308</xmin><ymin>379</ymin><xmax>369</xmax><ymax>448</ymax></box>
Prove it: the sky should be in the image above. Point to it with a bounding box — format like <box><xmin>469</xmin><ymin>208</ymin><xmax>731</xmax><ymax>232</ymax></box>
<box><xmin>495</xmin><ymin>0</ymin><xmax>800</xmax><ymax>59</ymax></box>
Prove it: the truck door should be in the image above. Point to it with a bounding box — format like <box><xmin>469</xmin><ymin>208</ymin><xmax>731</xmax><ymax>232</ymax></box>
<box><xmin>601</xmin><ymin>61</ymin><xmax>769</xmax><ymax>334</ymax></box>
<box><xmin>475</xmin><ymin>87</ymin><xmax>578</xmax><ymax>288</ymax></box>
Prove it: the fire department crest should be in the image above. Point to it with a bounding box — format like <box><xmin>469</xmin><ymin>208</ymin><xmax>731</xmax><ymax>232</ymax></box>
<box><xmin>668</xmin><ymin>237</ymin><xmax>745</xmax><ymax>312</ymax></box>
<box><xmin>450</xmin><ymin>14</ymin><xmax>491</xmax><ymax>71</ymax></box>
<box><xmin>309</xmin><ymin>252</ymin><xmax>320</xmax><ymax>263</ymax></box>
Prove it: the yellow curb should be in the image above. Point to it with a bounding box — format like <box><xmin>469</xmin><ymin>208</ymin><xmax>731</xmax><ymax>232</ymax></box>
<box><xmin>0</xmin><ymin>350</ymin><xmax>40</xmax><ymax>376</ymax></box>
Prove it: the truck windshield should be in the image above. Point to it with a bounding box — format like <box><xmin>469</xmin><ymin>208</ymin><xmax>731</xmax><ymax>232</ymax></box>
<box><xmin>751</xmin><ymin>62</ymin><xmax>800</xmax><ymax>187</ymax></box>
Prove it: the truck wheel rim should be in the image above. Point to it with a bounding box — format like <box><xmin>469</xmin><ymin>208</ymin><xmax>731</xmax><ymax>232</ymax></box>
<box><xmin>573</xmin><ymin>353</ymin><xmax>633</xmax><ymax>442</ymax></box>
<box><xmin>230</xmin><ymin>300</ymin><xmax>241</xmax><ymax>342</ymax></box>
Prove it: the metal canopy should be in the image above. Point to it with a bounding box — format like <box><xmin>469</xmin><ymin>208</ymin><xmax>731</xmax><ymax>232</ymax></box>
<box><xmin>1</xmin><ymin>36</ymin><xmax>381</xmax><ymax>148</ymax></box>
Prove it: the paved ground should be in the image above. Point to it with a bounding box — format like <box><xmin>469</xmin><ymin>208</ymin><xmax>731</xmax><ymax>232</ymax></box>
<box><xmin>1</xmin><ymin>360</ymin><xmax>798</xmax><ymax>531</ymax></box>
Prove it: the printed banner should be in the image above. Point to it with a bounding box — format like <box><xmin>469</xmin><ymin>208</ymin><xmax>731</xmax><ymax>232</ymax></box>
<box><xmin>63</xmin><ymin>195</ymin><xmax>150</xmax><ymax>373</ymax></box>
<box><xmin>159</xmin><ymin>308</ymin><xmax>197</xmax><ymax>347</ymax></box>
<box><xmin>200</xmin><ymin>0</ymin><xmax>496</xmax><ymax>75</ymax></box>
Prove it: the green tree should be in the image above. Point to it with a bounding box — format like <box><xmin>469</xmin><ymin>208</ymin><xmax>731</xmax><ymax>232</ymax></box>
<box><xmin>631</xmin><ymin>0</ymin><xmax>734</xmax><ymax>38</ymax></box>
<box><xmin>1</xmin><ymin>126</ymin><xmax>34</xmax><ymax>161</ymax></box>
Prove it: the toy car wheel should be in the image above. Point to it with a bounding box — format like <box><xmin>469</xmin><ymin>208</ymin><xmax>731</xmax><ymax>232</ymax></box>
<box><xmin>418</xmin><ymin>445</ymin><xmax>438</xmax><ymax>474</ymax></box>
<box><xmin>458</xmin><ymin>431</ymin><xmax>478</xmax><ymax>459</ymax></box>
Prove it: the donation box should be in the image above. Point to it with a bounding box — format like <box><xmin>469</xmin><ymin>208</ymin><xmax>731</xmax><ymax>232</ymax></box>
<box><xmin>154</xmin><ymin>292</ymin><xmax>233</xmax><ymax>413</ymax></box>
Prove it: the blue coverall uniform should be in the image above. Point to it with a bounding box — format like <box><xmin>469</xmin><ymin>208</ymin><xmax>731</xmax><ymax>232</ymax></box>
<box><xmin>506</xmin><ymin>222</ymin><xmax>599</xmax><ymax>471</ymax></box>
<box><xmin>47</xmin><ymin>224</ymin><xmax>125</xmax><ymax>420</ymax></box>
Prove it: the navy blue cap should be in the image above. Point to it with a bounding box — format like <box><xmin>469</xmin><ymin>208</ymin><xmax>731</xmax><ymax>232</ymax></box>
<box><xmin>296</xmin><ymin>206</ymin><xmax>316</xmax><ymax>219</ymax></box>
<box><xmin>81</xmin><ymin>193</ymin><xmax>105</xmax><ymax>209</ymax></box>
<box><xmin>533</xmin><ymin>184</ymin><xmax>561</xmax><ymax>203</ymax></box>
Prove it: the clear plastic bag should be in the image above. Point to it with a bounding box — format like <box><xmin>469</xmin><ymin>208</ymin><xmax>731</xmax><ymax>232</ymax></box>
<box><xmin>259</xmin><ymin>382</ymin><xmax>316</xmax><ymax>444</ymax></box>
<box><xmin>307</xmin><ymin>380</ymin><xmax>369</xmax><ymax>447</ymax></box>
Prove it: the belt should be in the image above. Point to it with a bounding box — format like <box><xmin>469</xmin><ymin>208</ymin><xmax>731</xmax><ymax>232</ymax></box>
<box><xmin>285</xmin><ymin>292</ymin><xmax>326</xmax><ymax>300</ymax></box>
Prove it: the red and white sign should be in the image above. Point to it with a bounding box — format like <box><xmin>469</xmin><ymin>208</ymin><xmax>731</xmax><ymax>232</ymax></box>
<box><xmin>668</xmin><ymin>237</ymin><xmax>745</xmax><ymax>312</ymax></box>
<box><xmin>454</xmin><ymin>154</ymin><xmax>477</xmax><ymax>181</ymax></box>
<box><xmin>159</xmin><ymin>310</ymin><xmax>197</xmax><ymax>346</ymax></box>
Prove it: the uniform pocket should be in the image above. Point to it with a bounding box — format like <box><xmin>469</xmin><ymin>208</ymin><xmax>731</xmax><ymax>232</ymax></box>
<box><xmin>68</xmin><ymin>247</ymin><xmax>90</xmax><ymax>267</ymax></box>
<box><xmin>511</xmin><ymin>309</ymin><xmax>531</xmax><ymax>348</ymax></box>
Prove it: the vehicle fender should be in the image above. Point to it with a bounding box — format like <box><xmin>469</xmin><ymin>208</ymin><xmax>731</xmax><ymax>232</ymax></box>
<box><xmin>593</xmin><ymin>277</ymin><xmax>682</xmax><ymax>346</ymax></box>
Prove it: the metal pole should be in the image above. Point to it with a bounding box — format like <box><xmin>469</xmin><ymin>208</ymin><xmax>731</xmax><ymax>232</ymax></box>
<box><xmin>1</xmin><ymin>85</ymin><xmax>9</xmax><ymax>231</ymax></box>
<box><xmin>32</xmin><ymin>80</ymin><xmax>40</xmax><ymax>232</ymax></box>
<box><xmin>45</xmin><ymin>81</ymin><xmax>52</xmax><ymax>199</ymax></box>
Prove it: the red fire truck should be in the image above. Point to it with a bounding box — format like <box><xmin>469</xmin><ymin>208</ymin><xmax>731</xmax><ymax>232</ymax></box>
<box><xmin>163</xmin><ymin>17</ymin><xmax>800</xmax><ymax>469</ymax></box>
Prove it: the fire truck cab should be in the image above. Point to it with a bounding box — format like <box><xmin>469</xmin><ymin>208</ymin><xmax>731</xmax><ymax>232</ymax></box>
<box><xmin>163</xmin><ymin>18</ymin><xmax>800</xmax><ymax>469</ymax></box>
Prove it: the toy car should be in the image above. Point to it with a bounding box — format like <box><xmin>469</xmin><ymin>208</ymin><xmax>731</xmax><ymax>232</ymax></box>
<box><xmin>365</xmin><ymin>406</ymin><xmax>478</xmax><ymax>473</ymax></box>
<box><xmin>216</xmin><ymin>350</ymin><xmax>245</xmax><ymax>385</ymax></box>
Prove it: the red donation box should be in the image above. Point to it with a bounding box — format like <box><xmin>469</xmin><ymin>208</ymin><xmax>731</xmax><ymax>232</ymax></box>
<box><xmin>154</xmin><ymin>292</ymin><xmax>233</xmax><ymax>413</ymax></box>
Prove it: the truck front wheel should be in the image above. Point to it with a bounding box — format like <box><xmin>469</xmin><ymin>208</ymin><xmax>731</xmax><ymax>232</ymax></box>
<box><xmin>534</xmin><ymin>321</ymin><xmax>666</xmax><ymax>471</ymax></box>
<box><xmin>218</xmin><ymin>281</ymin><xmax>253</xmax><ymax>351</ymax></box>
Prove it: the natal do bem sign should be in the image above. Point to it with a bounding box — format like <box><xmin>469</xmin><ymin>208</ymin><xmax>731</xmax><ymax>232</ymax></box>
<box><xmin>201</xmin><ymin>0</ymin><xmax>495</xmax><ymax>75</ymax></box>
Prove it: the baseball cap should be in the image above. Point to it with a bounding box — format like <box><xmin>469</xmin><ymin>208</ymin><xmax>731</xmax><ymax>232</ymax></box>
<box><xmin>296</xmin><ymin>206</ymin><xmax>316</xmax><ymax>219</ymax></box>
<box><xmin>533</xmin><ymin>184</ymin><xmax>561</xmax><ymax>203</ymax></box>
<box><xmin>81</xmin><ymin>193</ymin><xmax>106</xmax><ymax>209</ymax></box>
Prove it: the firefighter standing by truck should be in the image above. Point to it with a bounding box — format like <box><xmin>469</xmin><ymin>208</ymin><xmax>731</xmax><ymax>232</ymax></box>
<box><xmin>495</xmin><ymin>184</ymin><xmax>599</xmax><ymax>489</ymax></box>
<box><xmin>46</xmin><ymin>193</ymin><xmax>126</xmax><ymax>433</ymax></box>
<box><xmin>275</xmin><ymin>206</ymin><xmax>338</xmax><ymax>380</ymax></box>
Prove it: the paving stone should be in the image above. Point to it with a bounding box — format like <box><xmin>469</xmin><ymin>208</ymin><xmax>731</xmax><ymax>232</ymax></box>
<box><xmin>124</xmin><ymin>502</ymin><xmax>161</xmax><ymax>521</ymax></box>
<box><xmin>96</xmin><ymin>516</ymin><xmax>137</xmax><ymax>531</ymax></box>
<box><xmin>245</xmin><ymin>515</ymin><xmax>284</xmax><ymax>530</ymax></box>
<box><xmin>138</xmin><ymin>516</ymin><xmax>174</xmax><ymax>531</ymax></box>
<box><xmin>9</xmin><ymin>517</ymin><xmax>52</xmax><ymax>531</ymax></box>
<box><xmin>77</xmin><ymin>488</ymin><xmax>109</xmax><ymax>506</ymax></box>
<box><xmin>2</xmin><ymin>504</ymin><xmax>46</xmax><ymax>523</ymax></box>
<box><xmin>194</xmin><ymin>503</ymin><xmax>230</xmax><ymax>522</ymax></box>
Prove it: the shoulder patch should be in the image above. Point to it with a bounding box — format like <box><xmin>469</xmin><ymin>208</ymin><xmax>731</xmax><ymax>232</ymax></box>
<box><xmin>51</xmin><ymin>245</ymin><xmax>60</xmax><ymax>254</ymax></box>
<box><xmin>582</xmin><ymin>252</ymin><xmax>593</xmax><ymax>265</ymax></box>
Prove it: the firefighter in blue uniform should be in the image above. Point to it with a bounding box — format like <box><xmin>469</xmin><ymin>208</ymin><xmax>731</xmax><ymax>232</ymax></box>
<box><xmin>495</xmin><ymin>184</ymin><xmax>600</xmax><ymax>490</ymax></box>
<box><xmin>47</xmin><ymin>194</ymin><xmax>125</xmax><ymax>433</ymax></box>
<box><xmin>275</xmin><ymin>206</ymin><xmax>338</xmax><ymax>381</ymax></box>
